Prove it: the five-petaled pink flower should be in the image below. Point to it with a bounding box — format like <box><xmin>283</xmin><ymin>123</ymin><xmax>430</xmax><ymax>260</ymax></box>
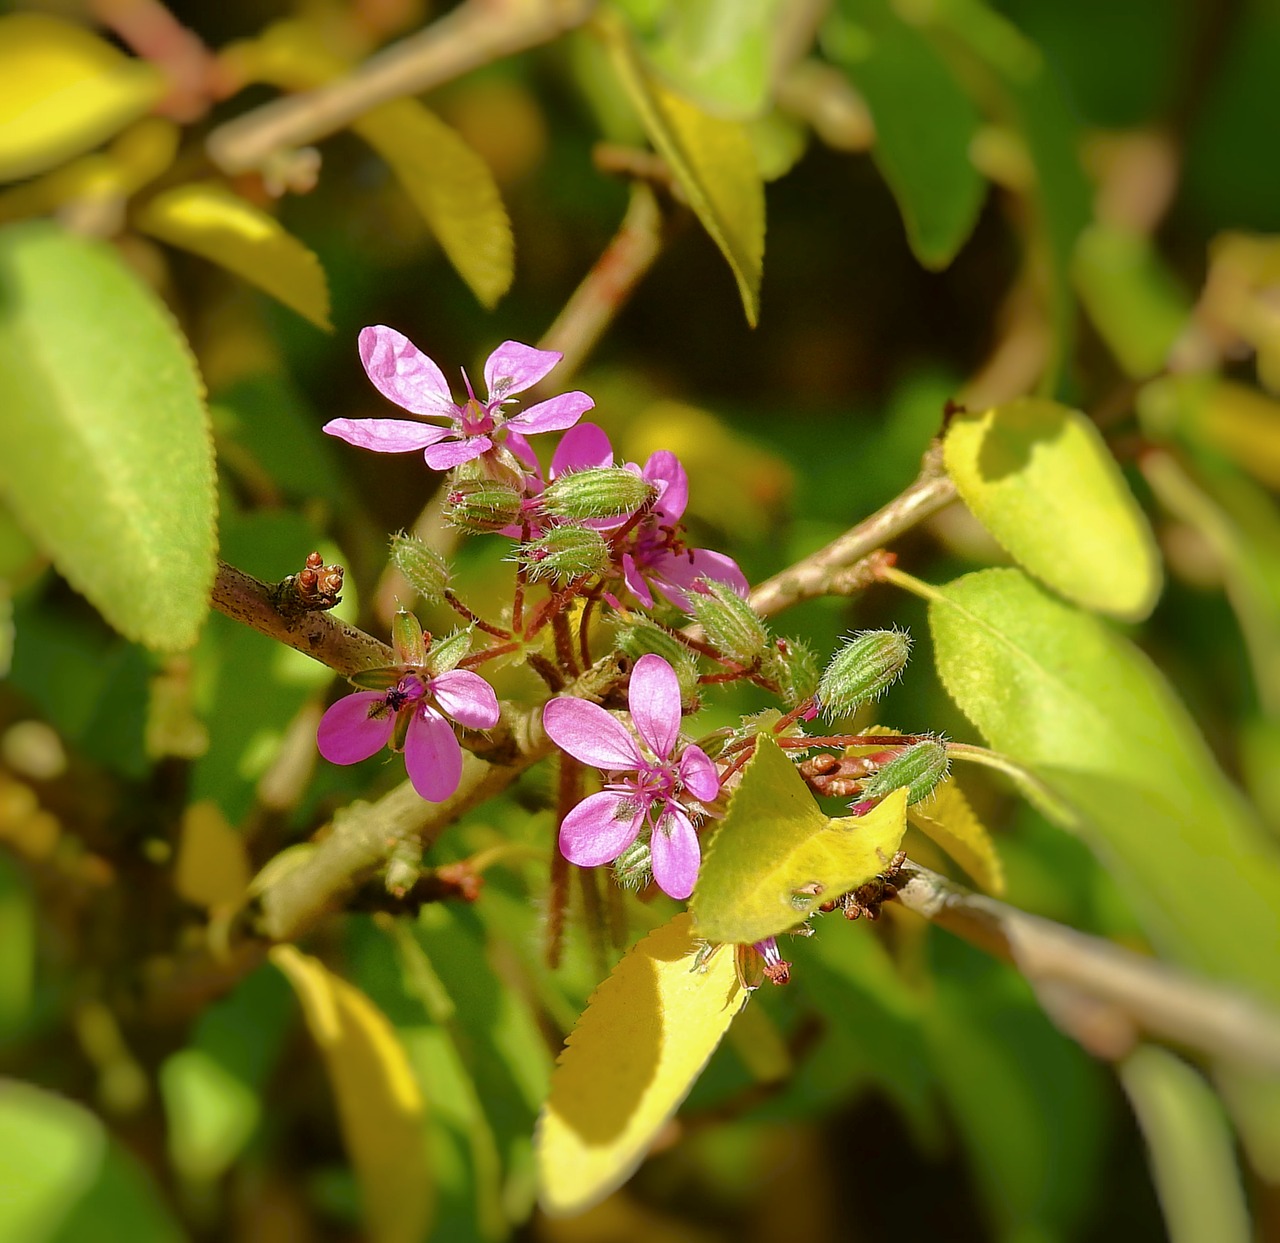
<box><xmin>542</xmin><ymin>654</ymin><xmax>720</xmax><ymax>899</ymax></box>
<box><xmin>324</xmin><ymin>326</ymin><xmax>595</xmax><ymax>472</ymax></box>
<box><xmin>317</xmin><ymin>667</ymin><xmax>500</xmax><ymax>802</ymax></box>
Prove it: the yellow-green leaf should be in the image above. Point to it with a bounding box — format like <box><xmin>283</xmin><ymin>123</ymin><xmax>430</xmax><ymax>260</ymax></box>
<box><xmin>908</xmin><ymin>778</ymin><xmax>1005</xmax><ymax>895</ymax></box>
<box><xmin>944</xmin><ymin>397</ymin><xmax>1162</xmax><ymax>620</ymax></box>
<box><xmin>536</xmin><ymin>913</ymin><xmax>745</xmax><ymax>1216</ymax></box>
<box><xmin>691</xmin><ymin>734</ymin><xmax>908</xmax><ymax>945</ymax></box>
<box><xmin>136</xmin><ymin>183</ymin><xmax>332</xmax><ymax>330</ymax></box>
<box><xmin>354</xmin><ymin>100</ymin><xmax>513</xmax><ymax>310</ymax></box>
<box><xmin>270</xmin><ymin>945</ymin><xmax>432</xmax><ymax>1243</ymax></box>
<box><xmin>0</xmin><ymin>14</ymin><xmax>164</xmax><ymax>183</ymax></box>
<box><xmin>603</xmin><ymin>15</ymin><xmax>764</xmax><ymax>325</ymax></box>
<box><xmin>173</xmin><ymin>801</ymin><xmax>250</xmax><ymax>911</ymax></box>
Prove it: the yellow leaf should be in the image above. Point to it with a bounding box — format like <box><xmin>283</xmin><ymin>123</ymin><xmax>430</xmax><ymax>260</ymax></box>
<box><xmin>174</xmin><ymin>802</ymin><xmax>250</xmax><ymax>910</ymax></box>
<box><xmin>537</xmin><ymin>913</ymin><xmax>746</xmax><ymax>1216</ymax></box>
<box><xmin>1194</xmin><ymin>381</ymin><xmax>1280</xmax><ymax>492</ymax></box>
<box><xmin>0</xmin><ymin>14</ymin><xmax>164</xmax><ymax>183</ymax></box>
<box><xmin>270</xmin><ymin>946</ymin><xmax>432</xmax><ymax>1243</ymax></box>
<box><xmin>602</xmin><ymin>15</ymin><xmax>764</xmax><ymax>326</ymax></box>
<box><xmin>136</xmin><ymin>183</ymin><xmax>331</xmax><ymax>330</ymax></box>
<box><xmin>354</xmin><ymin>101</ymin><xmax>514</xmax><ymax>310</ymax></box>
<box><xmin>908</xmin><ymin>778</ymin><xmax>1005</xmax><ymax>895</ymax></box>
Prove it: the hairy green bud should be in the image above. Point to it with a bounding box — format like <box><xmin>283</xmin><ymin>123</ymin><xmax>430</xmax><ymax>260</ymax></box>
<box><xmin>614</xmin><ymin>620</ymin><xmax>700</xmax><ymax>698</ymax></box>
<box><xmin>689</xmin><ymin>579</ymin><xmax>769</xmax><ymax>663</ymax></box>
<box><xmin>445</xmin><ymin>478</ymin><xmax>524</xmax><ymax>533</ymax></box>
<box><xmin>516</xmin><ymin>526</ymin><xmax>610</xmax><ymax>583</ymax></box>
<box><xmin>762</xmin><ymin>636</ymin><xmax>820</xmax><ymax>703</ymax></box>
<box><xmin>612</xmin><ymin>837</ymin><xmax>653</xmax><ymax>891</ymax></box>
<box><xmin>541</xmin><ymin>467</ymin><xmax>656</xmax><ymax>522</ymax></box>
<box><xmin>389</xmin><ymin>532</ymin><xmax>450</xmax><ymax>603</ymax></box>
<box><xmin>425</xmin><ymin>628</ymin><xmax>473</xmax><ymax>676</ymax></box>
<box><xmin>818</xmin><ymin>629</ymin><xmax>911</xmax><ymax>717</ymax></box>
<box><xmin>391</xmin><ymin>607</ymin><xmax>428</xmax><ymax>667</ymax></box>
<box><xmin>860</xmin><ymin>738</ymin><xmax>949</xmax><ymax>806</ymax></box>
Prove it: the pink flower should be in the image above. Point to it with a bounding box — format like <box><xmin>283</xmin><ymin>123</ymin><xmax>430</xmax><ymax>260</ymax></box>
<box><xmin>324</xmin><ymin>326</ymin><xmax>595</xmax><ymax>472</ymax></box>
<box><xmin>542</xmin><ymin>654</ymin><xmax>719</xmax><ymax>899</ymax></box>
<box><xmin>317</xmin><ymin>667</ymin><xmax>499</xmax><ymax>802</ymax></box>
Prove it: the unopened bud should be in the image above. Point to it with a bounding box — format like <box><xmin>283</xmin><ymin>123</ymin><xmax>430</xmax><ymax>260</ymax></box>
<box><xmin>349</xmin><ymin>665</ymin><xmax>403</xmax><ymax>691</ymax></box>
<box><xmin>389</xmin><ymin>533</ymin><xmax>450</xmax><ymax>602</ymax></box>
<box><xmin>859</xmin><ymin>737</ymin><xmax>949</xmax><ymax>806</ymax></box>
<box><xmin>541</xmin><ymin>467</ymin><xmax>656</xmax><ymax>521</ymax></box>
<box><xmin>385</xmin><ymin>838</ymin><xmax>422</xmax><ymax>899</ymax></box>
<box><xmin>615</xmin><ymin>621</ymin><xmax>700</xmax><ymax>697</ymax></box>
<box><xmin>612</xmin><ymin>837</ymin><xmax>653</xmax><ymax>891</ymax></box>
<box><xmin>391</xmin><ymin>608</ymin><xmax>428</xmax><ymax>667</ymax></box>
<box><xmin>517</xmin><ymin>526</ymin><xmax>610</xmax><ymax>583</ymax></box>
<box><xmin>762</xmin><ymin>636</ymin><xmax>820</xmax><ymax>703</ymax></box>
<box><xmin>425</xmin><ymin>628</ymin><xmax>472</xmax><ymax>676</ymax></box>
<box><xmin>445</xmin><ymin>478</ymin><xmax>524</xmax><ymax>533</ymax></box>
<box><xmin>818</xmin><ymin>629</ymin><xmax>911</xmax><ymax>717</ymax></box>
<box><xmin>689</xmin><ymin>579</ymin><xmax>769</xmax><ymax>663</ymax></box>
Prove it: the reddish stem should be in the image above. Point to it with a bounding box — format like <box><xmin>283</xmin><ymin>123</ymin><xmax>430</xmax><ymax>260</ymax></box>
<box><xmin>546</xmin><ymin>756</ymin><xmax>583</xmax><ymax>969</ymax></box>
<box><xmin>444</xmin><ymin>590</ymin><xmax>510</xmax><ymax>639</ymax></box>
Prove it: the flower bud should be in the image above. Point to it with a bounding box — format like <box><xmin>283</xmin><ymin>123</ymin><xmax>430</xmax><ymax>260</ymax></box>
<box><xmin>615</xmin><ymin>620</ymin><xmax>700</xmax><ymax>697</ymax></box>
<box><xmin>385</xmin><ymin>838</ymin><xmax>422</xmax><ymax>899</ymax></box>
<box><xmin>425</xmin><ymin>628</ymin><xmax>472</xmax><ymax>676</ymax></box>
<box><xmin>516</xmin><ymin>526</ymin><xmax>610</xmax><ymax>583</ymax></box>
<box><xmin>389</xmin><ymin>532</ymin><xmax>450</xmax><ymax>603</ymax></box>
<box><xmin>612</xmin><ymin>837</ymin><xmax>653</xmax><ymax>891</ymax></box>
<box><xmin>858</xmin><ymin>737</ymin><xmax>949</xmax><ymax>807</ymax></box>
<box><xmin>391</xmin><ymin>607</ymin><xmax>428</xmax><ymax>667</ymax></box>
<box><xmin>349</xmin><ymin>665</ymin><xmax>404</xmax><ymax>691</ymax></box>
<box><xmin>541</xmin><ymin>467</ymin><xmax>656</xmax><ymax>522</ymax></box>
<box><xmin>762</xmin><ymin>636</ymin><xmax>820</xmax><ymax>703</ymax></box>
<box><xmin>688</xmin><ymin>579</ymin><xmax>769</xmax><ymax>663</ymax></box>
<box><xmin>817</xmin><ymin>629</ymin><xmax>911</xmax><ymax>717</ymax></box>
<box><xmin>445</xmin><ymin>478</ymin><xmax>524</xmax><ymax>533</ymax></box>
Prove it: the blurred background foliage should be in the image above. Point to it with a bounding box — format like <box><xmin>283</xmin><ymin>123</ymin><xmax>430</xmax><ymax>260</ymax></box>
<box><xmin>1</xmin><ymin>0</ymin><xmax>1279</xmax><ymax>1240</ymax></box>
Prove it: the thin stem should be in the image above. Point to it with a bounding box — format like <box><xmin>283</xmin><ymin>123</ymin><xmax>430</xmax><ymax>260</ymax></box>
<box><xmin>512</xmin><ymin>523</ymin><xmax>530</xmax><ymax>634</ymax></box>
<box><xmin>444</xmin><ymin>589</ymin><xmax>510</xmax><ymax>639</ymax></box>
<box><xmin>577</xmin><ymin>589</ymin><xmax>599</xmax><ymax>669</ymax></box>
<box><xmin>551</xmin><ymin>610</ymin><xmax>579</xmax><ymax>678</ymax></box>
<box><xmin>546</xmin><ymin>756</ymin><xmax>583</xmax><ymax>968</ymax></box>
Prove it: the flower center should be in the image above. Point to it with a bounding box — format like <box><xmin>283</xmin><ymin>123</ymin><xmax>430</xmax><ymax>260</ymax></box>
<box><xmin>628</xmin><ymin>517</ymin><xmax>689</xmax><ymax>571</ymax></box>
<box><xmin>458</xmin><ymin>397</ymin><xmax>496</xmax><ymax>437</ymax></box>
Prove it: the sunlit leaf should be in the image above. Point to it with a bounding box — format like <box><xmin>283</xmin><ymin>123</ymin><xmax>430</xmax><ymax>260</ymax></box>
<box><xmin>691</xmin><ymin>734</ymin><xmax>908</xmax><ymax>945</ymax></box>
<box><xmin>0</xmin><ymin>1078</ymin><xmax>186</xmax><ymax>1242</ymax></box>
<box><xmin>1122</xmin><ymin>1047</ymin><xmax>1252</xmax><ymax>1243</ymax></box>
<box><xmin>615</xmin><ymin>0</ymin><xmax>786</xmax><ymax>117</ymax></box>
<box><xmin>909</xmin><ymin>777</ymin><xmax>1005</xmax><ymax>895</ymax></box>
<box><xmin>603</xmin><ymin>14</ymin><xmax>764</xmax><ymax>325</ymax></box>
<box><xmin>136</xmin><ymin>183</ymin><xmax>332</xmax><ymax>329</ymax></box>
<box><xmin>944</xmin><ymin>397</ymin><xmax>1162</xmax><ymax>620</ymax></box>
<box><xmin>173</xmin><ymin>801</ymin><xmax>250</xmax><ymax>911</ymax></box>
<box><xmin>536</xmin><ymin>913</ymin><xmax>746</xmax><ymax>1216</ymax></box>
<box><xmin>826</xmin><ymin>0</ymin><xmax>985</xmax><ymax>269</ymax></box>
<box><xmin>0</xmin><ymin>14</ymin><xmax>163</xmax><ymax>183</ymax></box>
<box><xmin>0</xmin><ymin>221</ymin><xmax>216</xmax><ymax>651</ymax></box>
<box><xmin>270</xmin><ymin>945</ymin><xmax>433</xmax><ymax>1243</ymax></box>
<box><xmin>927</xmin><ymin>568</ymin><xmax>1280</xmax><ymax>1003</ymax></box>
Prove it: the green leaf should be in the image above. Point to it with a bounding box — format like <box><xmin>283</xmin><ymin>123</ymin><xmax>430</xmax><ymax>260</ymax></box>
<box><xmin>614</xmin><ymin>0</ymin><xmax>786</xmax><ymax>118</ymax></box>
<box><xmin>135</xmin><ymin>183</ymin><xmax>332</xmax><ymax>330</ymax></box>
<box><xmin>691</xmin><ymin>734</ymin><xmax>908</xmax><ymax>945</ymax></box>
<box><xmin>353</xmin><ymin>100</ymin><xmax>514</xmax><ymax>310</ymax></box>
<box><xmin>0</xmin><ymin>1078</ymin><xmax>186</xmax><ymax>1242</ymax></box>
<box><xmin>0</xmin><ymin>222</ymin><xmax>216</xmax><ymax>651</ymax></box>
<box><xmin>0</xmin><ymin>13</ymin><xmax>164</xmax><ymax>182</ymax></box>
<box><xmin>603</xmin><ymin>13</ymin><xmax>764</xmax><ymax>325</ymax></box>
<box><xmin>927</xmin><ymin>568</ymin><xmax>1280</xmax><ymax>1002</ymax></box>
<box><xmin>536</xmin><ymin>912</ymin><xmax>746</xmax><ymax>1216</ymax></box>
<box><xmin>826</xmin><ymin>0</ymin><xmax>986</xmax><ymax>269</ymax></box>
<box><xmin>1121</xmin><ymin>1047</ymin><xmax>1253</xmax><ymax>1243</ymax></box>
<box><xmin>908</xmin><ymin>776</ymin><xmax>1005</xmax><ymax>894</ymax></box>
<box><xmin>944</xmin><ymin>397</ymin><xmax>1162</xmax><ymax>620</ymax></box>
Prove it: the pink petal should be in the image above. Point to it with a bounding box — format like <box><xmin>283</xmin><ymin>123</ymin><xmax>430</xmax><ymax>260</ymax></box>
<box><xmin>551</xmin><ymin>423</ymin><xmax>614</xmax><ymax>477</ymax></box>
<box><xmin>484</xmin><ymin>341</ymin><xmax>562</xmax><ymax>401</ymax></box>
<box><xmin>652</xmin><ymin>548</ymin><xmax>748</xmax><ymax>612</ymax></box>
<box><xmin>424</xmin><ymin>435</ymin><xmax>492</xmax><ymax>470</ymax></box>
<box><xmin>403</xmin><ymin>708</ymin><xmax>463</xmax><ymax>802</ymax></box>
<box><xmin>642</xmin><ymin>451</ymin><xmax>688</xmax><ymax>522</ymax></box>
<box><xmin>543</xmin><ymin>698</ymin><xmax>642</xmax><ymax>770</ymax></box>
<box><xmin>324</xmin><ymin>418</ymin><xmax>451</xmax><ymax>454</ymax></box>
<box><xmin>359</xmin><ymin>325</ymin><xmax>455</xmax><ymax>416</ymax></box>
<box><xmin>506</xmin><ymin>430</ymin><xmax>540</xmax><ymax>472</ymax></box>
<box><xmin>628</xmin><ymin>654</ymin><xmax>681</xmax><ymax>759</ymax></box>
<box><xmin>621</xmin><ymin>553</ymin><xmax>655</xmax><ymax>608</ymax></box>
<box><xmin>316</xmin><ymin>691</ymin><xmax>395</xmax><ymax>764</ymax></box>
<box><xmin>506</xmin><ymin>391</ymin><xmax>594</xmax><ymax>436</ymax></box>
<box><xmin>650</xmin><ymin>805</ymin><xmax>700</xmax><ymax>899</ymax></box>
<box><xmin>559</xmin><ymin>791</ymin><xmax>645</xmax><ymax>866</ymax></box>
<box><xmin>431</xmin><ymin>669</ymin><xmax>500</xmax><ymax>730</ymax></box>
<box><xmin>678</xmin><ymin>745</ymin><xmax>720</xmax><ymax>802</ymax></box>
<box><xmin>688</xmin><ymin>549</ymin><xmax>750</xmax><ymax>596</ymax></box>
